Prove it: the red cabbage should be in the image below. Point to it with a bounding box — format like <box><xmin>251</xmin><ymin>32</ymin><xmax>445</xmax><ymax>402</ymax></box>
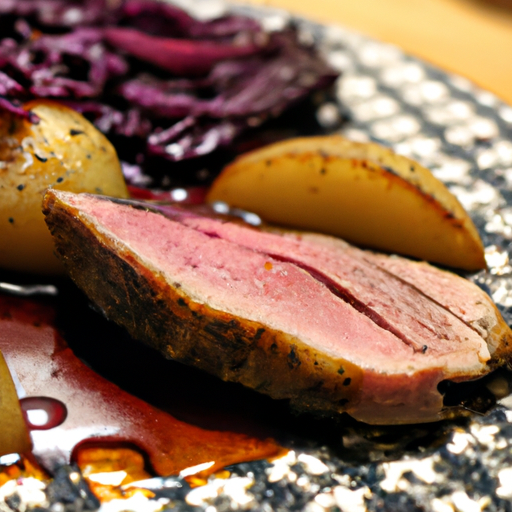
<box><xmin>0</xmin><ymin>0</ymin><xmax>338</xmax><ymax>183</ymax></box>
<box><xmin>0</xmin><ymin>96</ymin><xmax>36</xmax><ymax>120</ymax></box>
<box><xmin>118</xmin><ymin>0</ymin><xmax>262</xmax><ymax>39</ymax></box>
<box><xmin>0</xmin><ymin>0</ymin><xmax>110</xmax><ymax>27</ymax></box>
<box><xmin>0</xmin><ymin>70</ymin><xmax>23</xmax><ymax>95</ymax></box>
<box><xmin>103</xmin><ymin>26</ymin><xmax>268</xmax><ymax>76</ymax></box>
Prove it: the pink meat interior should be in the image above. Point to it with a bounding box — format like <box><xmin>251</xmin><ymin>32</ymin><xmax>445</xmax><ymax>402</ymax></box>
<box><xmin>59</xmin><ymin>192</ymin><xmax>490</xmax><ymax>375</ymax></box>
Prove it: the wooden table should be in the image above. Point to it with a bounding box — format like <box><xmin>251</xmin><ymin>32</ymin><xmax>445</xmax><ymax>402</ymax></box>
<box><xmin>244</xmin><ymin>0</ymin><xmax>512</xmax><ymax>106</ymax></box>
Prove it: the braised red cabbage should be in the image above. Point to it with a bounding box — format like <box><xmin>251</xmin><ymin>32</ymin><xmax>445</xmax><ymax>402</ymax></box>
<box><xmin>0</xmin><ymin>0</ymin><xmax>338</xmax><ymax>181</ymax></box>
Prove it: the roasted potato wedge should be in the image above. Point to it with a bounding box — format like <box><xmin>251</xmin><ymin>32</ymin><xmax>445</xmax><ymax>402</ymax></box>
<box><xmin>0</xmin><ymin>350</ymin><xmax>31</xmax><ymax>457</ymax></box>
<box><xmin>207</xmin><ymin>135</ymin><xmax>485</xmax><ymax>270</ymax></box>
<box><xmin>0</xmin><ymin>100</ymin><xmax>129</xmax><ymax>274</ymax></box>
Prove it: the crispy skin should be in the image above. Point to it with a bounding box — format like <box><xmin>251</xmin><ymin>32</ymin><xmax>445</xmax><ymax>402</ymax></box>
<box><xmin>43</xmin><ymin>190</ymin><xmax>512</xmax><ymax>424</ymax></box>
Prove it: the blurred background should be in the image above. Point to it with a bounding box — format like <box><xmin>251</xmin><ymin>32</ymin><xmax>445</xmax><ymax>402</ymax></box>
<box><xmin>244</xmin><ymin>0</ymin><xmax>512</xmax><ymax>105</ymax></box>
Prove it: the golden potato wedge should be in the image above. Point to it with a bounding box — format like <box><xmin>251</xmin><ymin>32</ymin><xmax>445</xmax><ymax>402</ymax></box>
<box><xmin>0</xmin><ymin>350</ymin><xmax>31</xmax><ymax>457</ymax></box>
<box><xmin>0</xmin><ymin>100</ymin><xmax>129</xmax><ymax>274</ymax></box>
<box><xmin>207</xmin><ymin>135</ymin><xmax>485</xmax><ymax>270</ymax></box>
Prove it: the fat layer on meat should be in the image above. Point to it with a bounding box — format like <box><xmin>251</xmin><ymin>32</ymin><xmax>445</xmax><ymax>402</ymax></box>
<box><xmin>42</xmin><ymin>190</ymin><xmax>512</xmax><ymax>424</ymax></box>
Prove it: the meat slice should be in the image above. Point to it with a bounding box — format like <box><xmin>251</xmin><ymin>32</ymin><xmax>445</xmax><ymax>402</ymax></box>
<box><xmin>360</xmin><ymin>251</ymin><xmax>510</xmax><ymax>358</ymax></box>
<box><xmin>172</xmin><ymin>212</ymin><xmax>490</xmax><ymax>360</ymax></box>
<box><xmin>42</xmin><ymin>190</ymin><xmax>512</xmax><ymax>424</ymax></box>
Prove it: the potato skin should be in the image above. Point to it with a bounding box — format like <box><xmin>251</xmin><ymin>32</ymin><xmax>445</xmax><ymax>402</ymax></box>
<box><xmin>207</xmin><ymin>135</ymin><xmax>485</xmax><ymax>271</ymax></box>
<box><xmin>0</xmin><ymin>100</ymin><xmax>128</xmax><ymax>274</ymax></box>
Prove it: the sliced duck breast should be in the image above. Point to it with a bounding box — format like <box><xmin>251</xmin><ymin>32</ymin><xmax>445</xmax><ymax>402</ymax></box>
<box><xmin>43</xmin><ymin>190</ymin><xmax>512</xmax><ymax>424</ymax></box>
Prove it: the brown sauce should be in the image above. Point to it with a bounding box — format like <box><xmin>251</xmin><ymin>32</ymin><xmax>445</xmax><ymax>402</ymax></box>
<box><xmin>0</xmin><ymin>291</ymin><xmax>282</xmax><ymax>487</ymax></box>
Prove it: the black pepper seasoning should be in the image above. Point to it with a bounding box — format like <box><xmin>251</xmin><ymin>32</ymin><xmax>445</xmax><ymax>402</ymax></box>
<box><xmin>34</xmin><ymin>154</ymin><xmax>48</xmax><ymax>163</ymax></box>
